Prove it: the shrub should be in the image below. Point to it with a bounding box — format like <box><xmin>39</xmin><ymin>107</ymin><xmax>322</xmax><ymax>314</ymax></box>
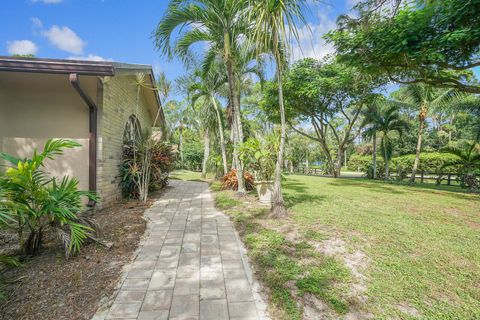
<box><xmin>391</xmin><ymin>153</ymin><xmax>462</xmax><ymax>173</ymax></box>
<box><xmin>221</xmin><ymin>169</ymin><xmax>255</xmax><ymax>191</ymax></box>
<box><xmin>122</xmin><ymin>133</ymin><xmax>175</xmax><ymax>200</ymax></box>
<box><xmin>178</xmin><ymin>142</ymin><xmax>203</xmax><ymax>171</ymax></box>
<box><xmin>0</xmin><ymin>139</ymin><xmax>97</xmax><ymax>257</ymax></box>
<box><xmin>348</xmin><ymin>153</ymin><xmax>462</xmax><ymax>175</ymax></box>
<box><xmin>239</xmin><ymin>137</ymin><xmax>276</xmax><ymax>181</ymax></box>
<box><xmin>347</xmin><ymin>155</ymin><xmax>384</xmax><ymax>173</ymax></box>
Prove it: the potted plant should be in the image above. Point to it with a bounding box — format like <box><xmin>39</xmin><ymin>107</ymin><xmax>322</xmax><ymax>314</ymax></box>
<box><xmin>239</xmin><ymin>137</ymin><xmax>276</xmax><ymax>204</ymax></box>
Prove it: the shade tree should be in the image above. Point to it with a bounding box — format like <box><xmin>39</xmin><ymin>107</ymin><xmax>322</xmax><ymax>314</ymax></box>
<box><xmin>262</xmin><ymin>58</ymin><xmax>380</xmax><ymax>177</ymax></box>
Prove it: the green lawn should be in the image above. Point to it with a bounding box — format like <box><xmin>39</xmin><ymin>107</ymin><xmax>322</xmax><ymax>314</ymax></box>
<box><xmin>203</xmin><ymin>173</ymin><xmax>480</xmax><ymax>319</ymax></box>
<box><xmin>169</xmin><ymin>169</ymin><xmax>213</xmax><ymax>182</ymax></box>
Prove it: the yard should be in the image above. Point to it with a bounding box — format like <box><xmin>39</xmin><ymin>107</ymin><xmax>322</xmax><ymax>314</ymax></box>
<box><xmin>175</xmin><ymin>170</ymin><xmax>480</xmax><ymax>319</ymax></box>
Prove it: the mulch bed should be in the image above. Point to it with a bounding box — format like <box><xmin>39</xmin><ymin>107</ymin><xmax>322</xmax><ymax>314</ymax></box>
<box><xmin>0</xmin><ymin>198</ymin><xmax>154</xmax><ymax>320</ymax></box>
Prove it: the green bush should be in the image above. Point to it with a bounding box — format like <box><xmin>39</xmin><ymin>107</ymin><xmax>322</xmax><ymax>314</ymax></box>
<box><xmin>348</xmin><ymin>153</ymin><xmax>462</xmax><ymax>174</ymax></box>
<box><xmin>0</xmin><ymin>139</ymin><xmax>97</xmax><ymax>257</ymax></box>
<box><xmin>176</xmin><ymin>142</ymin><xmax>204</xmax><ymax>171</ymax></box>
<box><xmin>391</xmin><ymin>153</ymin><xmax>461</xmax><ymax>173</ymax></box>
<box><xmin>347</xmin><ymin>155</ymin><xmax>384</xmax><ymax>173</ymax></box>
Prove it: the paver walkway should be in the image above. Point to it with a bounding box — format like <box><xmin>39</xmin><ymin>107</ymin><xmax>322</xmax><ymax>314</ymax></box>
<box><xmin>98</xmin><ymin>180</ymin><xmax>266</xmax><ymax>320</ymax></box>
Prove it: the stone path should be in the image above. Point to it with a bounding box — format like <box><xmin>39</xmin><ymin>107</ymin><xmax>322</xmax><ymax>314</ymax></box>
<box><xmin>96</xmin><ymin>180</ymin><xmax>267</xmax><ymax>320</ymax></box>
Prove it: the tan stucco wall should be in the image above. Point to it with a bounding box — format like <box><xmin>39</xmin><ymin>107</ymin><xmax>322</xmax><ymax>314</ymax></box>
<box><xmin>0</xmin><ymin>71</ymin><xmax>97</xmax><ymax>192</ymax></box>
<box><xmin>97</xmin><ymin>75</ymin><xmax>154</xmax><ymax>207</ymax></box>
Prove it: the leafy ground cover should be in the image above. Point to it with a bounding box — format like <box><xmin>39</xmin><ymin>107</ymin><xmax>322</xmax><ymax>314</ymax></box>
<box><xmin>0</xmin><ymin>199</ymin><xmax>152</xmax><ymax>320</ymax></box>
<box><xmin>176</xmin><ymin>170</ymin><xmax>480</xmax><ymax>319</ymax></box>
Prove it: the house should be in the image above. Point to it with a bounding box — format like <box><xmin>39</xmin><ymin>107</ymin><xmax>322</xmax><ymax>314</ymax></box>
<box><xmin>0</xmin><ymin>56</ymin><xmax>165</xmax><ymax>208</ymax></box>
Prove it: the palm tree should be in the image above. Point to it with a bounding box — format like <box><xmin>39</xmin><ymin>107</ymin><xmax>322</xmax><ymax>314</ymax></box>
<box><xmin>393</xmin><ymin>85</ymin><xmax>456</xmax><ymax>182</ymax></box>
<box><xmin>248</xmin><ymin>0</ymin><xmax>310</xmax><ymax>218</ymax></box>
<box><xmin>154</xmin><ymin>0</ymin><xmax>249</xmax><ymax>194</ymax></box>
<box><xmin>189</xmin><ymin>69</ymin><xmax>229</xmax><ymax>175</ymax></box>
<box><xmin>362</xmin><ymin>102</ymin><xmax>382</xmax><ymax>179</ymax></box>
<box><xmin>196</xmin><ymin>101</ymin><xmax>218</xmax><ymax>179</ymax></box>
<box><xmin>364</xmin><ymin>104</ymin><xmax>409</xmax><ymax>179</ymax></box>
<box><xmin>442</xmin><ymin>143</ymin><xmax>480</xmax><ymax>189</ymax></box>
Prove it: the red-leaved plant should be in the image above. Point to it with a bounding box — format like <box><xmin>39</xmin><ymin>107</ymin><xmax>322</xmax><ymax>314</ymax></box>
<box><xmin>221</xmin><ymin>169</ymin><xmax>255</xmax><ymax>191</ymax></box>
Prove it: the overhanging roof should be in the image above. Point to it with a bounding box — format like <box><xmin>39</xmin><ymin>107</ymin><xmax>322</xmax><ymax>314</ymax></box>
<box><xmin>0</xmin><ymin>56</ymin><xmax>165</xmax><ymax>128</ymax></box>
<box><xmin>0</xmin><ymin>56</ymin><xmax>115</xmax><ymax>76</ymax></box>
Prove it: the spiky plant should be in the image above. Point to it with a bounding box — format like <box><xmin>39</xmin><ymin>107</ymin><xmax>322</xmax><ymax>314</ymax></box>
<box><xmin>0</xmin><ymin>139</ymin><xmax>97</xmax><ymax>257</ymax></box>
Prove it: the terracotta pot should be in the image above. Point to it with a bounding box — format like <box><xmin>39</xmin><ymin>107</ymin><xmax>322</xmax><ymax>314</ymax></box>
<box><xmin>255</xmin><ymin>180</ymin><xmax>273</xmax><ymax>204</ymax></box>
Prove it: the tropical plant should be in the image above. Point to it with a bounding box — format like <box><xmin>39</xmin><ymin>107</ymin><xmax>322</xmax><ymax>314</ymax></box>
<box><xmin>393</xmin><ymin>85</ymin><xmax>458</xmax><ymax>182</ymax></box>
<box><xmin>0</xmin><ymin>139</ymin><xmax>97</xmax><ymax>256</ymax></box>
<box><xmin>189</xmin><ymin>68</ymin><xmax>229</xmax><ymax>176</ymax></box>
<box><xmin>363</xmin><ymin>103</ymin><xmax>409</xmax><ymax>178</ymax></box>
<box><xmin>247</xmin><ymin>0</ymin><xmax>310</xmax><ymax>217</ymax></box>
<box><xmin>221</xmin><ymin>169</ymin><xmax>254</xmax><ymax>191</ymax></box>
<box><xmin>441</xmin><ymin>143</ymin><xmax>480</xmax><ymax>190</ymax></box>
<box><xmin>239</xmin><ymin>136</ymin><xmax>277</xmax><ymax>181</ymax></box>
<box><xmin>154</xmin><ymin>0</ymin><xmax>249</xmax><ymax>194</ymax></box>
<box><xmin>122</xmin><ymin>131</ymin><xmax>175</xmax><ymax>200</ymax></box>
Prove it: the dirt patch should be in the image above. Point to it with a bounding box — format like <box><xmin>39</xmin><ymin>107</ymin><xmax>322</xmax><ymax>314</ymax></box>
<box><xmin>0</xmin><ymin>198</ymin><xmax>153</xmax><ymax>320</ymax></box>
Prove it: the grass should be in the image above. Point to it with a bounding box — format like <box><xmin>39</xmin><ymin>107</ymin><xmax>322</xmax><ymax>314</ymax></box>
<box><xmin>211</xmin><ymin>181</ymin><xmax>351</xmax><ymax>319</ymax></box>
<box><xmin>170</xmin><ymin>169</ymin><xmax>213</xmax><ymax>182</ymax></box>
<box><xmin>207</xmin><ymin>173</ymin><xmax>480</xmax><ymax>320</ymax></box>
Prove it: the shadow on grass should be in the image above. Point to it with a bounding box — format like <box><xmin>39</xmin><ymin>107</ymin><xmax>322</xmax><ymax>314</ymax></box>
<box><xmin>283</xmin><ymin>180</ymin><xmax>326</xmax><ymax>208</ymax></box>
<box><xmin>326</xmin><ymin>178</ymin><xmax>479</xmax><ymax>201</ymax></box>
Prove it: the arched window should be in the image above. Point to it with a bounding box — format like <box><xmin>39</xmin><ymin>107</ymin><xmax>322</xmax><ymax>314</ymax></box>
<box><xmin>123</xmin><ymin>115</ymin><xmax>141</xmax><ymax>144</ymax></box>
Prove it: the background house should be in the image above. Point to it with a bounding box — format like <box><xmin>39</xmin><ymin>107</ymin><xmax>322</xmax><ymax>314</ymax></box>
<box><xmin>0</xmin><ymin>56</ymin><xmax>165</xmax><ymax>208</ymax></box>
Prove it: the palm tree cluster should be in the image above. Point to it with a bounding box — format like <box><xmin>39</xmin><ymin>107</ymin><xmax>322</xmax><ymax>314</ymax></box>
<box><xmin>154</xmin><ymin>0</ymin><xmax>310</xmax><ymax>217</ymax></box>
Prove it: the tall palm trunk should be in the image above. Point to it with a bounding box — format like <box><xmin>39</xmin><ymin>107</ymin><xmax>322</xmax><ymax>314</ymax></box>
<box><xmin>372</xmin><ymin>131</ymin><xmax>377</xmax><ymax>179</ymax></box>
<box><xmin>179</xmin><ymin>123</ymin><xmax>184</xmax><ymax>163</ymax></box>
<box><xmin>201</xmin><ymin>128</ymin><xmax>210</xmax><ymax>179</ymax></box>
<box><xmin>270</xmin><ymin>39</ymin><xmax>287</xmax><ymax>218</ymax></box>
<box><xmin>383</xmin><ymin>138</ymin><xmax>389</xmax><ymax>180</ymax></box>
<box><xmin>224</xmin><ymin>32</ymin><xmax>245</xmax><ymax>194</ymax></box>
<box><xmin>212</xmin><ymin>98</ymin><xmax>228</xmax><ymax>175</ymax></box>
<box><xmin>411</xmin><ymin>104</ymin><xmax>427</xmax><ymax>182</ymax></box>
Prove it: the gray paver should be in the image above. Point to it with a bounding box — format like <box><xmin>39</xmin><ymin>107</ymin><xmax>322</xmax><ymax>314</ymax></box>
<box><xmin>170</xmin><ymin>294</ymin><xmax>200</xmax><ymax>318</ymax></box>
<box><xmin>141</xmin><ymin>290</ymin><xmax>173</xmax><ymax>311</ymax></box>
<box><xmin>98</xmin><ymin>180</ymin><xmax>264</xmax><ymax>320</ymax></box>
<box><xmin>200</xmin><ymin>299</ymin><xmax>229</xmax><ymax>319</ymax></box>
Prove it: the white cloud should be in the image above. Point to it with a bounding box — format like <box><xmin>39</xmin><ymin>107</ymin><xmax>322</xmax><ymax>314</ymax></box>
<box><xmin>67</xmin><ymin>54</ymin><xmax>110</xmax><ymax>62</ymax></box>
<box><xmin>31</xmin><ymin>0</ymin><xmax>63</xmax><ymax>4</ymax></box>
<box><xmin>42</xmin><ymin>25</ymin><xmax>85</xmax><ymax>54</ymax></box>
<box><xmin>30</xmin><ymin>17</ymin><xmax>43</xmax><ymax>28</ymax></box>
<box><xmin>7</xmin><ymin>40</ymin><xmax>39</xmax><ymax>55</ymax></box>
<box><xmin>290</xmin><ymin>10</ymin><xmax>337</xmax><ymax>61</ymax></box>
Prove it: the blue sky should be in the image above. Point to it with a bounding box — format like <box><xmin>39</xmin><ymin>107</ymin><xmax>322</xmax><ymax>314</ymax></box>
<box><xmin>0</xmin><ymin>0</ymin><xmax>358</xmax><ymax>84</ymax></box>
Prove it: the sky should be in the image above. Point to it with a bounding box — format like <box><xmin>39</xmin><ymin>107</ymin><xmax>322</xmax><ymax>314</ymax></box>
<box><xmin>0</xmin><ymin>0</ymin><xmax>360</xmax><ymax>86</ymax></box>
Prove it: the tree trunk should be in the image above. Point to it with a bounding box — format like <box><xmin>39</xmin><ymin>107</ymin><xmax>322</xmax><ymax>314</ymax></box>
<box><xmin>334</xmin><ymin>147</ymin><xmax>343</xmax><ymax>178</ymax></box>
<box><xmin>383</xmin><ymin>139</ymin><xmax>389</xmax><ymax>180</ymax></box>
<box><xmin>212</xmin><ymin>98</ymin><xmax>228</xmax><ymax>175</ymax></box>
<box><xmin>224</xmin><ymin>35</ymin><xmax>245</xmax><ymax>194</ymax></box>
<box><xmin>385</xmin><ymin>159</ymin><xmax>389</xmax><ymax>180</ymax></box>
<box><xmin>270</xmin><ymin>42</ymin><xmax>287</xmax><ymax>218</ymax></box>
<box><xmin>179</xmin><ymin>124</ymin><xmax>184</xmax><ymax>163</ymax></box>
<box><xmin>201</xmin><ymin>128</ymin><xmax>210</xmax><ymax>179</ymax></box>
<box><xmin>410</xmin><ymin>106</ymin><xmax>427</xmax><ymax>182</ymax></box>
<box><xmin>372</xmin><ymin>131</ymin><xmax>377</xmax><ymax>179</ymax></box>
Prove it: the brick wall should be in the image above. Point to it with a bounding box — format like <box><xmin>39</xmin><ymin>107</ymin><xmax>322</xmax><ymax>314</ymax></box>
<box><xmin>97</xmin><ymin>75</ymin><xmax>154</xmax><ymax>208</ymax></box>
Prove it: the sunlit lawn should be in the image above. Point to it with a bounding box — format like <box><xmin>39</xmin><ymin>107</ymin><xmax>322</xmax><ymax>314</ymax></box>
<box><xmin>173</xmin><ymin>170</ymin><xmax>480</xmax><ymax>319</ymax></box>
